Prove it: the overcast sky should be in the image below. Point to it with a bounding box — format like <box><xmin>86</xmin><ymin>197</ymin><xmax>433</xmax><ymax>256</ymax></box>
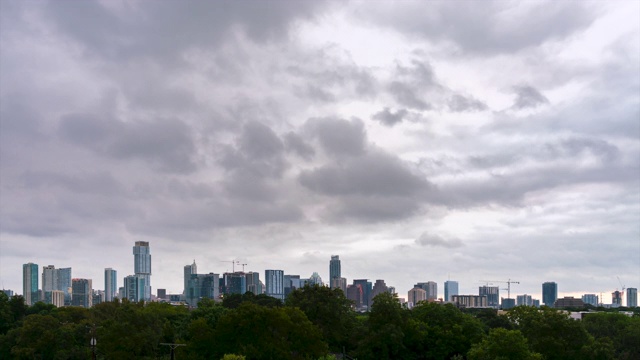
<box><xmin>1</xmin><ymin>0</ymin><xmax>639</xmax><ymax>302</ymax></box>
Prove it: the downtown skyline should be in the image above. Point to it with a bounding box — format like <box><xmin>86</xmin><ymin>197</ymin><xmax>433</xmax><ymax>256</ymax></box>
<box><xmin>1</xmin><ymin>1</ymin><xmax>639</xmax><ymax>302</ymax></box>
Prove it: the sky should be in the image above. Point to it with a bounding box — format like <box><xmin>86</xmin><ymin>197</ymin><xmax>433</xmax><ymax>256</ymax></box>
<box><xmin>1</xmin><ymin>0</ymin><xmax>639</xmax><ymax>303</ymax></box>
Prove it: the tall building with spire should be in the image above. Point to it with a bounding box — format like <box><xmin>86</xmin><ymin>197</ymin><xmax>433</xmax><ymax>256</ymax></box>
<box><xmin>23</xmin><ymin>263</ymin><xmax>39</xmax><ymax>305</ymax></box>
<box><xmin>133</xmin><ymin>241</ymin><xmax>151</xmax><ymax>301</ymax></box>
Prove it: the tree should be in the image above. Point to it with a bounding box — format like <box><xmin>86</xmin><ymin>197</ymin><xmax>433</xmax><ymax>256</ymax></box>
<box><xmin>507</xmin><ymin>306</ymin><xmax>592</xmax><ymax>360</ymax></box>
<box><xmin>409</xmin><ymin>302</ymin><xmax>484</xmax><ymax>359</ymax></box>
<box><xmin>467</xmin><ymin>328</ymin><xmax>542</xmax><ymax>360</ymax></box>
<box><xmin>285</xmin><ymin>284</ymin><xmax>356</xmax><ymax>352</ymax></box>
<box><xmin>214</xmin><ymin>302</ymin><xmax>328</xmax><ymax>360</ymax></box>
<box><xmin>355</xmin><ymin>292</ymin><xmax>410</xmax><ymax>360</ymax></box>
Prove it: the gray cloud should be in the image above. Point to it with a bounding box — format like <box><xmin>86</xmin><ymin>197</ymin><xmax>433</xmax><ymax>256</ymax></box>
<box><xmin>416</xmin><ymin>233</ymin><xmax>464</xmax><ymax>248</ymax></box>
<box><xmin>361</xmin><ymin>1</ymin><xmax>596</xmax><ymax>54</ymax></box>
<box><xmin>448</xmin><ymin>94</ymin><xmax>488</xmax><ymax>112</ymax></box>
<box><xmin>304</xmin><ymin>117</ymin><xmax>367</xmax><ymax>157</ymax></box>
<box><xmin>284</xmin><ymin>132</ymin><xmax>315</xmax><ymax>160</ymax></box>
<box><xmin>512</xmin><ymin>85</ymin><xmax>549</xmax><ymax>109</ymax></box>
<box><xmin>372</xmin><ymin>107</ymin><xmax>409</xmax><ymax>126</ymax></box>
<box><xmin>59</xmin><ymin>114</ymin><xmax>198</xmax><ymax>173</ymax></box>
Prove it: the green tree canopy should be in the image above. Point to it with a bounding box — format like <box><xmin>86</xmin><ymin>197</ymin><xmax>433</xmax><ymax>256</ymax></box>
<box><xmin>467</xmin><ymin>328</ymin><xmax>542</xmax><ymax>360</ymax></box>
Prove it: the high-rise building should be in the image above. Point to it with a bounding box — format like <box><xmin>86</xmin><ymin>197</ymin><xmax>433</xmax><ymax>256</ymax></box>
<box><xmin>352</xmin><ymin>279</ymin><xmax>372</xmax><ymax>309</ymax></box>
<box><xmin>124</xmin><ymin>274</ymin><xmax>146</xmax><ymax>302</ymax></box>
<box><xmin>224</xmin><ymin>272</ymin><xmax>247</xmax><ymax>295</ymax></box>
<box><xmin>416</xmin><ymin>281</ymin><xmax>438</xmax><ymax>301</ymax></box>
<box><xmin>183</xmin><ymin>260</ymin><xmax>197</xmax><ymax>297</ymax></box>
<box><xmin>45</xmin><ymin>290</ymin><xmax>65</xmax><ymax>307</ymax></box>
<box><xmin>408</xmin><ymin>287</ymin><xmax>427</xmax><ymax>308</ymax></box>
<box><xmin>444</xmin><ymin>281</ymin><xmax>459</xmax><ymax>302</ymax></box>
<box><xmin>308</xmin><ymin>272</ymin><xmax>324</xmax><ymax>286</ymax></box>
<box><xmin>501</xmin><ymin>298</ymin><xmax>516</xmax><ymax>309</ymax></box>
<box><xmin>542</xmin><ymin>282</ymin><xmax>558</xmax><ymax>307</ymax></box>
<box><xmin>42</xmin><ymin>265</ymin><xmax>58</xmax><ymax>304</ymax></box>
<box><xmin>581</xmin><ymin>294</ymin><xmax>599</xmax><ymax>307</ymax></box>
<box><xmin>611</xmin><ymin>291</ymin><xmax>623</xmax><ymax>306</ymax></box>
<box><xmin>517</xmin><ymin>294</ymin><xmax>534</xmax><ymax>306</ymax></box>
<box><xmin>186</xmin><ymin>273</ymin><xmax>219</xmax><ymax>307</ymax></box>
<box><xmin>71</xmin><ymin>278</ymin><xmax>92</xmax><ymax>308</ymax></box>
<box><xmin>627</xmin><ymin>288</ymin><xmax>637</xmax><ymax>307</ymax></box>
<box><xmin>58</xmin><ymin>267</ymin><xmax>72</xmax><ymax>305</ymax></box>
<box><xmin>265</xmin><ymin>270</ymin><xmax>284</xmax><ymax>300</ymax></box>
<box><xmin>452</xmin><ymin>295</ymin><xmax>488</xmax><ymax>308</ymax></box>
<box><xmin>157</xmin><ymin>289</ymin><xmax>166</xmax><ymax>299</ymax></box>
<box><xmin>105</xmin><ymin>268</ymin><xmax>117</xmax><ymax>302</ymax></box>
<box><xmin>370</xmin><ymin>280</ymin><xmax>389</xmax><ymax>303</ymax></box>
<box><xmin>330</xmin><ymin>277</ymin><xmax>347</xmax><ymax>295</ymax></box>
<box><xmin>2</xmin><ymin>289</ymin><xmax>14</xmax><ymax>297</ymax></box>
<box><xmin>133</xmin><ymin>241</ymin><xmax>151</xmax><ymax>301</ymax></box>
<box><xmin>479</xmin><ymin>286</ymin><xmax>500</xmax><ymax>308</ymax></box>
<box><xmin>283</xmin><ymin>274</ymin><xmax>301</xmax><ymax>297</ymax></box>
<box><xmin>245</xmin><ymin>272</ymin><xmax>262</xmax><ymax>295</ymax></box>
<box><xmin>330</xmin><ymin>255</ymin><xmax>341</xmax><ymax>281</ymax></box>
<box><xmin>23</xmin><ymin>263</ymin><xmax>39</xmax><ymax>305</ymax></box>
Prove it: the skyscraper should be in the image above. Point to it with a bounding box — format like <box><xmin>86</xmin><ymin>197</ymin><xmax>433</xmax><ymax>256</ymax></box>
<box><xmin>408</xmin><ymin>287</ymin><xmax>427</xmax><ymax>308</ymax></box>
<box><xmin>265</xmin><ymin>270</ymin><xmax>284</xmax><ymax>300</ymax></box>
<box><xmin>416</xmin><ymin>281</ymin><xmax>438</xmax><ymax>301</ymax></box>
<box><xmin>444</xmin><ymin>280</ymin><xmax>459</xmax><ymax>302</ymax></box>
<box><xmin>245</xmin><ymin>272</ymin><xmax>262</xmax><ymax>295</ymax></box>
<box><xmin>105</xmin><ymin>268</ymin><xmax>117</xmax><ymax>302</ymax></box>
<box><xmin>330</xmin><ymin>255</ymin><xmax>341</xmax><ymax>281</ymax></box>
<box><xmin>186</xmin><ymin>273</ymin><xmax>219</xmax><ymax>307</ymax></box>
<box><xmin>124</xmin><ymin>274</ymin><xmax>146</xmax><ymax>302</ymax></box>
<box><xmin>23</xmin><ymin>263</ymin><xmax>39</xmax><ymax>305</ymax></box>
<box><xmin>57</xmin><ymin>267</ymin><xmax>72</xmax><ymax>305</ymax></box>
<box><xmin>352</xmin><ymin>279</ymin><xmax>372</xmax><ymax>309</ymax></box>
<box><xmin>517</xmin><ymin>294</ymin><xmax>534</xmax><ymax>306</ymax></box>
<box><xmin>612</xmin><ymin>291</ymin><xmax>623</xmax><ymax>306</ymax></box>
<box><xmin>133</xmin><ymin>241</ymin><xmax>151</xmax><ymax>301</ymax></box>
<box><xmin>71</xmin><ymin>278</ymin><xmax>92</xmax><ymax>308</ymax></box>
<box><xmin>542</xmin><ymin>282</ymin><xmax>558</xmax><ymax>307</ymax></box>
<box><xmin>479</xmin><ymin>286</ymin><xmax>500</xmax><ymax>308</ymax></box>
<box><xmin>183</xmin><ymin>260</ymin><xmax>197</xmax><ymax>297</ymax></box>
<box><xmin>370</xmin><ymin>279</ymin><xmax>389</xmax><ymax>304</ymax></box>
<box><xmin>627</xmin><ymin>288</ymin><xmax>637</xmax><ymax>307</ymax></box>
<box><xmin>582</xmin><ymin>294</ymin><xmax>598</xmax><ymax>307</ymax></box>
<box><xmin>223</xmin><ymin>272</ymin><xmax>247</xmax><ymax>295</ymax></box>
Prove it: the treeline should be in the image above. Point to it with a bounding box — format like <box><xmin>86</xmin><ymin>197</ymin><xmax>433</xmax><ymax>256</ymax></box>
<box><xmin>1</xmin><ymin>286</ymin><xmax>639</xmax><ymax>359</ymax></box>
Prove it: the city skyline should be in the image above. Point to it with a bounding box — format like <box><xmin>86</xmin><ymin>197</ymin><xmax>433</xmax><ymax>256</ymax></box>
<box><xmin>1</xmin><ymin>1</ymin><xmax>638</xmax><ymax>302</ymax></box>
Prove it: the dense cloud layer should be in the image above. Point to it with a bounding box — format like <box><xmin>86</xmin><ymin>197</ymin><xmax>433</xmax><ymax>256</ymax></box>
<box><xmin>1</xmin><ymin>0</ymin><xmax>638</xmax><ymax>299</ymax></box>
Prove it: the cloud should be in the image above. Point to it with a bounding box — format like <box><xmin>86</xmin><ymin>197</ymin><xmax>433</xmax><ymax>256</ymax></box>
<box><xmin>512</xmin><ymin>85</ymin><xmax>549</xmax><ymax>109</ymax></box>
<box><xmin>284</xmin><ymin>132</ymin><xmax>315</xmax><ymax>160</ymax></box>
<box><xmin>304</xmin><ymin>117</ymin><xmax>367</xmax><ymax>157</ymax></box>
<box><xmin>59</xmin><ymin>114</ymin><xmax>198</xmax><ymax>173</ymax></box>
<box><xmin>447</xmin><ymin>94</ymin><xmax>488</xmax><ymax>112</ymax></box>
<box><xmin>416</xmin><ymin>233</ymin><xmax>464</xmax><ymax>248</ymax></box>
<box><xmin>372</xmin><ymin>107</ymin><xmax>409</xmax><ymax>126</ymax></box>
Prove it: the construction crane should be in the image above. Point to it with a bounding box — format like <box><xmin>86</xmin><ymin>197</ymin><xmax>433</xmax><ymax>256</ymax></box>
<box><xmin>220</xmin><ymin>259</ymin><xmax>239</xmax><ymax>273</ymax></box>
<box><xmin>479</xmin><ymin>279</ymin><xmax>520</xmax><ymax>299</ymax></box>
<box><xmin>240</xmin><ymin>263</ymin><xmax>248</xmax><ymax>272</ymax></box>
<box><xmin>617</xmin><ymin>276</ymin><xmax>626</xmax><ymax>293</ymax></box>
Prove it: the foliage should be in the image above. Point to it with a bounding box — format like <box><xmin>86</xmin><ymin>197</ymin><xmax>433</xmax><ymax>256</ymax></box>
<box><xmin>221</xmin><ymin>355</ymin><xmax>246</xmax><ymax>360</ymax></box>
<box><xmin>286</xmin><ymin>284</ymin><xmax>356</xmax><ymax>352</ymax></box>
<box><xmin>467</xmin><ymin>328</ymin><xmax>542</xmax><ymax>360</ymax></box>
<box><xmin>355</xmin><ymin>292</ymin><xmax>410</xmax><ymax>360</ymax></box>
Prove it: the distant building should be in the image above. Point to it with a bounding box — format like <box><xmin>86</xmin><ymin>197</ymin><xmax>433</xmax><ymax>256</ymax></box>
<box><xmin>452</xmin><ymin>295</ymin><xmax>488</xmax><ymax>308</ymax></box>
<box><xmin>330</xmin><ymin>255</ymin><xmax>341</xmax><ymax>281</ymax></box>
<box><xmin>582</xmin><ymin>294</ymin><xmax>599</xmax><ymax>307</ymax></box>
<box><xmin>416</xmin><ymin>281</ymin><xmax>438</xmax><ymax>301</ymax></box>
<box><xmin>71</xmin><ymin>278</ymin><xmax>93</xmax><ymax>308</ymax></box>
<box><xmin>612</xmin><ymin>291</ymin><xmax>623</xmax><ymax>306</ymax></box>
<box><xmin>186</xmin><ymin>273</ymin><xmax>219</xmax><ymax>307</ymax></box>
<box><xmin>105</xmin><ymin>268</ymin><xmax>117</xmax><ymax>302</ymax></box>
<box><xmin>517</xmin><ymin>294</ymin><xmax>533</xmax><ymax>306</ymax></box>
<box><xmin>283</xmin><ymin>274</ymin><xmax>301</xmax><ymax>297</ymax></box>
<box><xmin>2</xmin><ymin>289</ymin><xmax>14</xmax><ymax>297</ymax></box>
<box><xmin>554</xmin><ymin>297</ymin><xmax>585</xmax><ymax>309</ymax></box>
<box><xmin>444</xmin><ymin>281</ymin><xmax>459</xmax><ymax>302</ymax></box>
<box><xmin>542</xmin><ymin>282</ymin><xmax>558</xmax><ymax>307</ymax></box>
<box><xmin>183</xmin><ymin>260</ymin><xmax>197</xmax><ymax>297</ymax></box>
<box><xmin>23</xmin><ymin>263</ymin><xmax>39</xmax><ymax>305</ymax></box>
<box><xmin>245</xmin><ymin>272</ymin><xmax>262</xmax><ymax>295</ymax></box>
<box><xmin>501</xmin><ymin>298</ymin><xmax>516</xmax><ymax>309</ymax></box>
<box><xmin>157</xmin><ymin>289</ymin><xmax>166</xmax><ymax>300</ymax></box>
<box><xmin>408</xmin><ymin>287</ymin><xmax>427</xmax><ymax>308</ymax></box>
<box><xmin>124</xmin><ymin>274</ymin><xmax>146</xmax><ymax>302</ymax></box>
<box><xmin>42</xmin><ymin>265</ymin><xmax>58</xmax><ymax>305</ymax></box>
<box><xmin>93</xmin><ymin>290</ymin><xmax>105</xmax><ymax>306</ymax></box>
<box><xmin>330</xmin><ymin>277</ymin><xmax>347</xmax><ymax>295</ymax></box>
<box><xmin>627</xmin><ymin>288</ymin><xmax>637</xmax><ymax>308</ymax></box>
<box><xmin>224</xmin><ymin>272</ymin><xmax>247</xmax><ymax>295</ymax></box>
<box><xmin>57</xmin><ymin>268</ymin><xmax>72</xmax><ymax>305</ymax></box>
<box><xmin>533</xmin><ymin>299</ymin><xmax>540</xmax><ymax>307</ymax></box>
<box><xmin>479</xmin><ymin>286</ymin><xmax>500</xmax><ymax>309</ymax></box>
<box><xmin>265</xmin><ymin>270</ymin><xmax>284</xmax><ymax>300</ymax></box>
<box><xmin>133</xmin><ymin>241</ymin><xmax>152</xmax><ymax>301</ymax></box>
<box><xmin>45</xmin><ymin>290</ymin><xmax>65</xmax><ymax>307</ymax></box>
<box><xmin>308</xmin><ymin>272</ymin><xmax>324</xmax><ymax>286</ymax></box>
<box><xmin>370</xmin><ymin>280</ymin><xmax>389</xmax><ymax>303</ymax></box>
<box><xmin>352</xmin><ymin>279</ymin><xmax>372</xmax><ymax>309</ymax></box>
